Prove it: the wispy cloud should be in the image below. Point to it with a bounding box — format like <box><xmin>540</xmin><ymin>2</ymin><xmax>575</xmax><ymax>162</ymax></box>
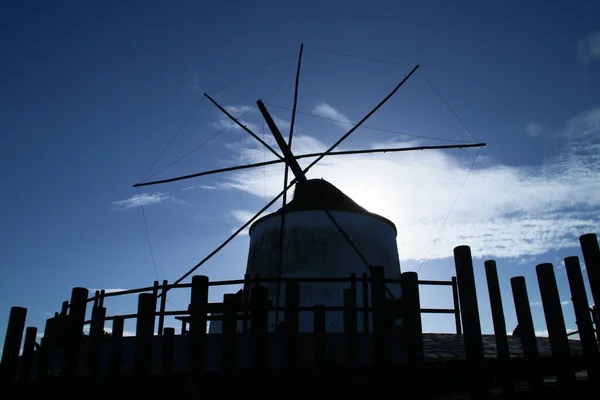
<box><xmin>182</xmin><ymin>185</ymin><xmax>217</xmax><ymax>192</ymax></box>
<box><xmin>212</xmin><ymin>105</ymin><xmax>258</xmax><ymax>133</ymax></box>
<box><xmin>218</xmin><ymin>106</ymin><xmax>600</xmax><ymax>262</ymax></box>
<box><xmin>525</xmin><ymin>122</ymin><xmax>543</xmax><ymax>137</ymax></box>
<box><xmin>578</xmin><ymin>31</ymin><xmax>600</xmax><ymax>67</ymax></box>
<box><xmin>312</xmin><ymin>103</ymin><xmax>352</xmax><ymax>128</ymax></box>
<box><xmin>530</xmin><ymin>300</ymin><xmax>571</xmax><ymax>307</ymax></box>
<box><xmin>111</xmin><ymin>193</ymin><xmax>179</xmax><ymax>210</ymax></box>
<box><xmin>535</xmin><ymin>328</ymin><xmax>577</xmax><ymax>337</ymax></box>
<box><xmin>229</xmin><ymin>210</ymin><xmax>258</xmax><ymax>236</ymax></box>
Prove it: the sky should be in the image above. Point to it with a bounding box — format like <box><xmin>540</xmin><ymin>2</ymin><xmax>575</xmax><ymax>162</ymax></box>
<box><xmin>1</xmin><ymin>0</ymin><xmax>600</xmax><ymax>347</ymax></box>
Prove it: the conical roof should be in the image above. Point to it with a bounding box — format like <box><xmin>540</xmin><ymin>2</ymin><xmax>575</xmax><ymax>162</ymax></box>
<box><xmin>249</xmin><ymin>178</ymin><xmax>396</xmax><ymax>234</ymax></box>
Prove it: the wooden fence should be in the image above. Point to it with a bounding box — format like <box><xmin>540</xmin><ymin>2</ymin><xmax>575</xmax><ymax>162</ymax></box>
<box><xmin>1</xmin><ymin>233</ymin><xmax>600</xmax><ymax>399</ymax></box>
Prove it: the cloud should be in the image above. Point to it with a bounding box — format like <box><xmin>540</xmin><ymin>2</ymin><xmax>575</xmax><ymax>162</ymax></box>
<box><xmin>212</xmin><ymin>105</ymin><xmax>258</xmax><ymax>133</ymax></box>
<box><xmin>525</xmin><ymin>122</ymin><xmax>543</xmax><ymax>137</ymax></box>
<box><xmin>215</xmin><ymin>106</ymin><xmax>600</xmax><ymax>263</ymax></box>
<box><xmin>535</xmin><ymin>329</ymin><xmax>577</xmax><ymax>337</ymax></box>
<box><xmin>577</xmin><ymin>31</ymin><xmax>600</xmax><ymax>67</ymax></box>
<box><xmin>111</xmin><ymin>193</ymin><xmax>178</xmax><ymax>210</ymax></box>
<box><xmin>312</xmin><ymin>103</ymin><xmax>352</xmax><ymax>128</ymax></box>
<box><xmin>531</xmin><ymin>300</ymin><xmax>571</xmax><ymax>306</ymax></box>
<box><xmin>182</xmin><ymin>185</ymin><xmax>217</xmax><ymax>192</ymax></box>
<box><xmin>229</xmin><ymin>210</ymin><xmax>258</xmax><ymax>236</ymax></box>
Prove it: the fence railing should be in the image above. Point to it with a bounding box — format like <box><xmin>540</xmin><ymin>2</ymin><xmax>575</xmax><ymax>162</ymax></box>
<box><xmin>2</xmin><ymin>233</ymin><xmax>600</xmax><ymax>399</ymax></box>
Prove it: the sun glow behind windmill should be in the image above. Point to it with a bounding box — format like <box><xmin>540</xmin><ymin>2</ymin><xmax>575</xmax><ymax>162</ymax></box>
<box><xmin>133</xmin><ymin>44</ymin><xmax>486</xmax><ymax>328</ymax></box>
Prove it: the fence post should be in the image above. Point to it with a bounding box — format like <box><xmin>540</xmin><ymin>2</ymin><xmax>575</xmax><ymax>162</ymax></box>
<box><xmin>189</xmin><ymin>275</ymin><xmax>209</xmax><ymax>398</ymax></box>
<box><xmin>451</xmin><ymin>276</ymin><xmax>462</xmax><ymax>335</ymax></box>
<box><xmin>0</xmin><ymin>306</ymin><xmax>27</xmax><ymax>385</ymax></box>
<box><xmin>565</xmin><ymin>256</ymin><xmax>599</xmax><ymax>379</ymax></box>
<box><xmin>162</xmin><ymin>327</ymin><xmax>175</xmax><ymax>388</ymax></box>
<box><xmin>87</xmin><ymin>305</ymin><xmax>106</xmax><ymax>396</ymax></box>
<box><xmin>361</xmin><ymin>273</ymin><xmax>369</xmax><ymax>333</ymax></box>
<box><xmin>284</xmin><ymin>281</ymin><xmax>300</xmax><ymax>370</ymax></box>
<box><xmin>484</xmin><ymin>260</ymin><xmax>512</xmax><ymax>392</ymax></box>
<box><xmin>158</xmin><ymin>280</ymin><xmax>168</xmax><ymax>337</ymax></box>
<box><xmin>580</xmin><ymin>234</ymin><xmax>600</xmax><ymax>312</ymax></box>
<box><xmin>453</xmin><ymin>246</ymin><xmax>486</xmax><ymax>397</ymax></box>
<box><xmin>343</xmin><ymin>288</ymin><xmax>357</xmax><ymax>365</ymax></box>
<box><xmin>19</xmin><ymin>326</ymin><xmax>37</xmax><ymax>383</ymax></box>
<box><xmin>243</xmin><ymin>273</ymin><xmax>250</xmax><ymax>334</ymax></box>
<box><xmin>63</xmin><ymin>287</ymin><xmax>88</xmax><ymax>395</ymax></box>
<box><xmin>370</xmin><ymin>266</ymin><xmax>388</xmax><ymax>366</ymax></box>
<box><xmin>401</xmin><ymin>272</ymin><xmax>424</xmax><ymax>363</ymax></box>
<box><xmin>108</xmin><ymin>316</ymin><xmax>124</xmax><ymax>382</ymax></box>
<box><xmin>134</xmin><ymin>293</ymin><xmax>156</xmax><ymax>398</ymax></box>
<box><xmin>313</xmin><ymin>305</ymin><xmax>326</xmax><ymax>367</ymax></box>
<box><xmin>251</xmin><ymin>286</ymin><xmax>269</xmax><ymax>398</ymax></box>
<box><xmin>536</xmin><ymin>263</ymin><xmax>574</xmax><ymax>386</ymax></box>
<box><xmin>510</xmin><ymin>277</ymin><xmax>543</xmax><ymax>392</ymax></box>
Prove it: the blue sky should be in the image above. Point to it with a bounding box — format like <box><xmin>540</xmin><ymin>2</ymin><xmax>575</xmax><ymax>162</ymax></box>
<box><xmin>1</xmin><ymin>0</ymin><xmax>600</xmax><ymax>344</ymax></box>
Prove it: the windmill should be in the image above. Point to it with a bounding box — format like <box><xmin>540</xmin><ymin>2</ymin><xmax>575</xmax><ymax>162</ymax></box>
<box><xmin>133</xmin><ymin>44</ymin><xmax>485</xmax><ymax>330</ymax></box>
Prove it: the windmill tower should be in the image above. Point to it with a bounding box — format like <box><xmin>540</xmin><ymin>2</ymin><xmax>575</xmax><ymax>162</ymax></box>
<box><xmin>133</xmin><ymin>44</ymin><xmax>485</xmax><ymax>334</ymax></box>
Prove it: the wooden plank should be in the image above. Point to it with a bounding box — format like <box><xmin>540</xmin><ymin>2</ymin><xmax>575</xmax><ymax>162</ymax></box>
<box><xmin>401</xmin><ymin>272</ymin><xmax>424</xmax><ymax>363</ymax></box>
<box><xmin>536</xmin><ymin>263</ymin><xmax>574</xmax><ymax>385</ymax></box>
<box><xmin>162</xmin><ymin>327</ymin><xmax>175</xmax><ymax>381</ymax></box>
<box><xmin>565</xmin><ymin>256</ymin><xmax>599</xmax><ymax>379</ymax></box>
<box><xmin>484</xmin><ymin>260</ymin><xmax>512</xmax><ymax>392</ymax></box>
<box><xmin>510</xmin><ymin>276</ymin><xmax>543</xmax><ymax>392</ymax></box>
<box><xmin>189</xmin><ymin>275</ymin><xmax>209</xmax><ymax>398</ymax></box>
<box><xmin>453</xmin><ymin>246</ymin><xmax>486</xmax><ymax>397</ymax></box>
<box><xmin>221</xmin><ymin>294</ymin><xmax>237</xmax><ymax>372</ymax></box>
<box><xmin>251</xmin><ymin>286</ymin><xmax>269</xmax><ymax>398</ymax></box>
<box><xmin>0</xmin><ymin>306</ymin><xmax>27</xmax><ymax>385</ymax></box>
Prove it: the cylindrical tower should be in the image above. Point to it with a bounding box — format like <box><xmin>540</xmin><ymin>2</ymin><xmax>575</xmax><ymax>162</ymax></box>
<box><xmin>245</xmin><ymin>178</ymin><xmax>401</xmax><ymax>332</ymax></box>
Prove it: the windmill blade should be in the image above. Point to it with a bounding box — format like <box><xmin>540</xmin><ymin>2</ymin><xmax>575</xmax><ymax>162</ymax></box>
<box><xmin>303</xmin><ymin>64</ymin><xmax>420</xmax><ymax>172</ymax></box>
<box><xmin>133</xmin><ymin>143</ymin><xmax>486</xmax><ymax>188</ymax></box>
<box><xmin>256</xmin><ymin>100</ymin><xmax>307</xmax><ymax>183</ymax></box>
<box><xmin>203</xmin><ymin>93</ymin><xmax>284</xmax><ymax>161</ymax></box>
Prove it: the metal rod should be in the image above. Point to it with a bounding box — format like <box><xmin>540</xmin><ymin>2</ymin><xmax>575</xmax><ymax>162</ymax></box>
<box><xmin>133</xmin><ymin>142</ymin><xmax>486</xmax><ymax>188</ymax></box>
<box><xmin>451</xmin><ymin>276</ymin><xmax>462</xmax><ymax>335</ymax></box>
<box><xmin>203</xmin><ymin>93</ymin><xmax>283</xmax><ymax>161</ymax></box>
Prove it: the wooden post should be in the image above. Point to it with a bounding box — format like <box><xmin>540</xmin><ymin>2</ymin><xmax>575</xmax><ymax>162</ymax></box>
<box><xmin>313</xmin><ymin>305</ymin><xmax>326</xmax><ymax>366</ymax></box>
<box><xmin>580</xmin><ymin>234</ymin><xmax>600</xmax><ymax>311</ymax></box>
<box><xmin>63</xmin><ymin>287</ymin><xmax>88</xmax><ymax>389</ymax></box>
<box><xmin>189</xmin><ymin>275</ymin><xmax>209</xmax><ymax>397</ymax></box>
<box><xmin>108</xmin><ymin>316</ymin><xmax>124</xmax><ymax>378</ymax></box>
<box><xmin>251</xmin><ymin>286</ymin><xmax>268</xmax><ymax>370</ymax></box>
<box><xmin>0</xmin><ymin>306</ymin><xmax>27</xmax><ymax>384</ymax></box>
<box><xmin>401</xmin><ymin>272</ymin><xmax>424</xmax><ymax>363</ymax></box>
<box><xmin>157</xmin><ymin>280</ymin><xmax>168</xmax><ymax>336</ymax></box>
<box><xmin>284</xmin><ymin>281</ymin><xmax>300</xmax><ymax>369</ymax></box>
<box><xmin>565</xmin><ymin>256</ymin><xmax>599</xmax><ymax>379</ymax></box>
<box><xmin>243</xmin><ymin>273</ymin><xmax>250</xmax><ymax>334</ymax></box>
<box><xmin>134</xmin><ymin>293</ymin><xmax>156</xmax><ymax>386</ymax></box>
<box><xmin>93</xmin><ymin>290</ymin><xmax>100</xmax><ymax>309</ymax></box>
<box><xmin>99</xmin><ymin>290</ymin><xmax>105</xmax><ymax>307</ymax></box>
<box><xmin>361</xmin><ymin>273</ymin><xmax>369</xmax><ymax>333</ymax></box>
<box><xmin>536</xmin><ymin>263</ymin><xmax>574</xmax><ymax>385</ymax></box>
<box><xmin>36</xmin><ymin>337</ymin><xmax>50</xmax><ymax>384</ymax></box>
<box><xmin>162</xmin><ymin>327</ymin><xmax>175</xmax><ymax>384</ymax></box>
<box><xmin>484</xmin><ymin>260</ymin><xmax>512</xmax><ymax>392</ymax></box>
<box><xmin>370</xmin><ymin>266</ymin><xmax>388</xmax><ymax>366</ymax></box>
<box><xmin>451</xmin><ymin>276</ymin><xmax>462</xmax><ymax>335</ymax></box>
<box><xmin>510</xmin><ymin>277</ymin><xmax>542</xmax><ymax>392</ymax></box>
<box><xmin>453</xmin><ymin>246</ymin><xmax>486</xmax><ymax>397</ymax></box>
<box><xmin>221</xmin><ymin>293</ymin><xmax>237</xmax><ymax>371</ymax></box>
<box><xmin>87</xmin><ymin>306</ymin><xmax>106</xmax><ymax>394</ymax></box>
<box><xmin>343</xmin><ymin>288</ymin><xmax>357</xmax><ymax>365</ymax></box>
<box><xmin>61</xmin><ymin>301</ymin><xmax>69</xmax><ymax>315</ymax></box>
<box><xmin>19</xmin><ymin>326</ymin><xmax>37</xmax><ymax>383</ymax></box>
